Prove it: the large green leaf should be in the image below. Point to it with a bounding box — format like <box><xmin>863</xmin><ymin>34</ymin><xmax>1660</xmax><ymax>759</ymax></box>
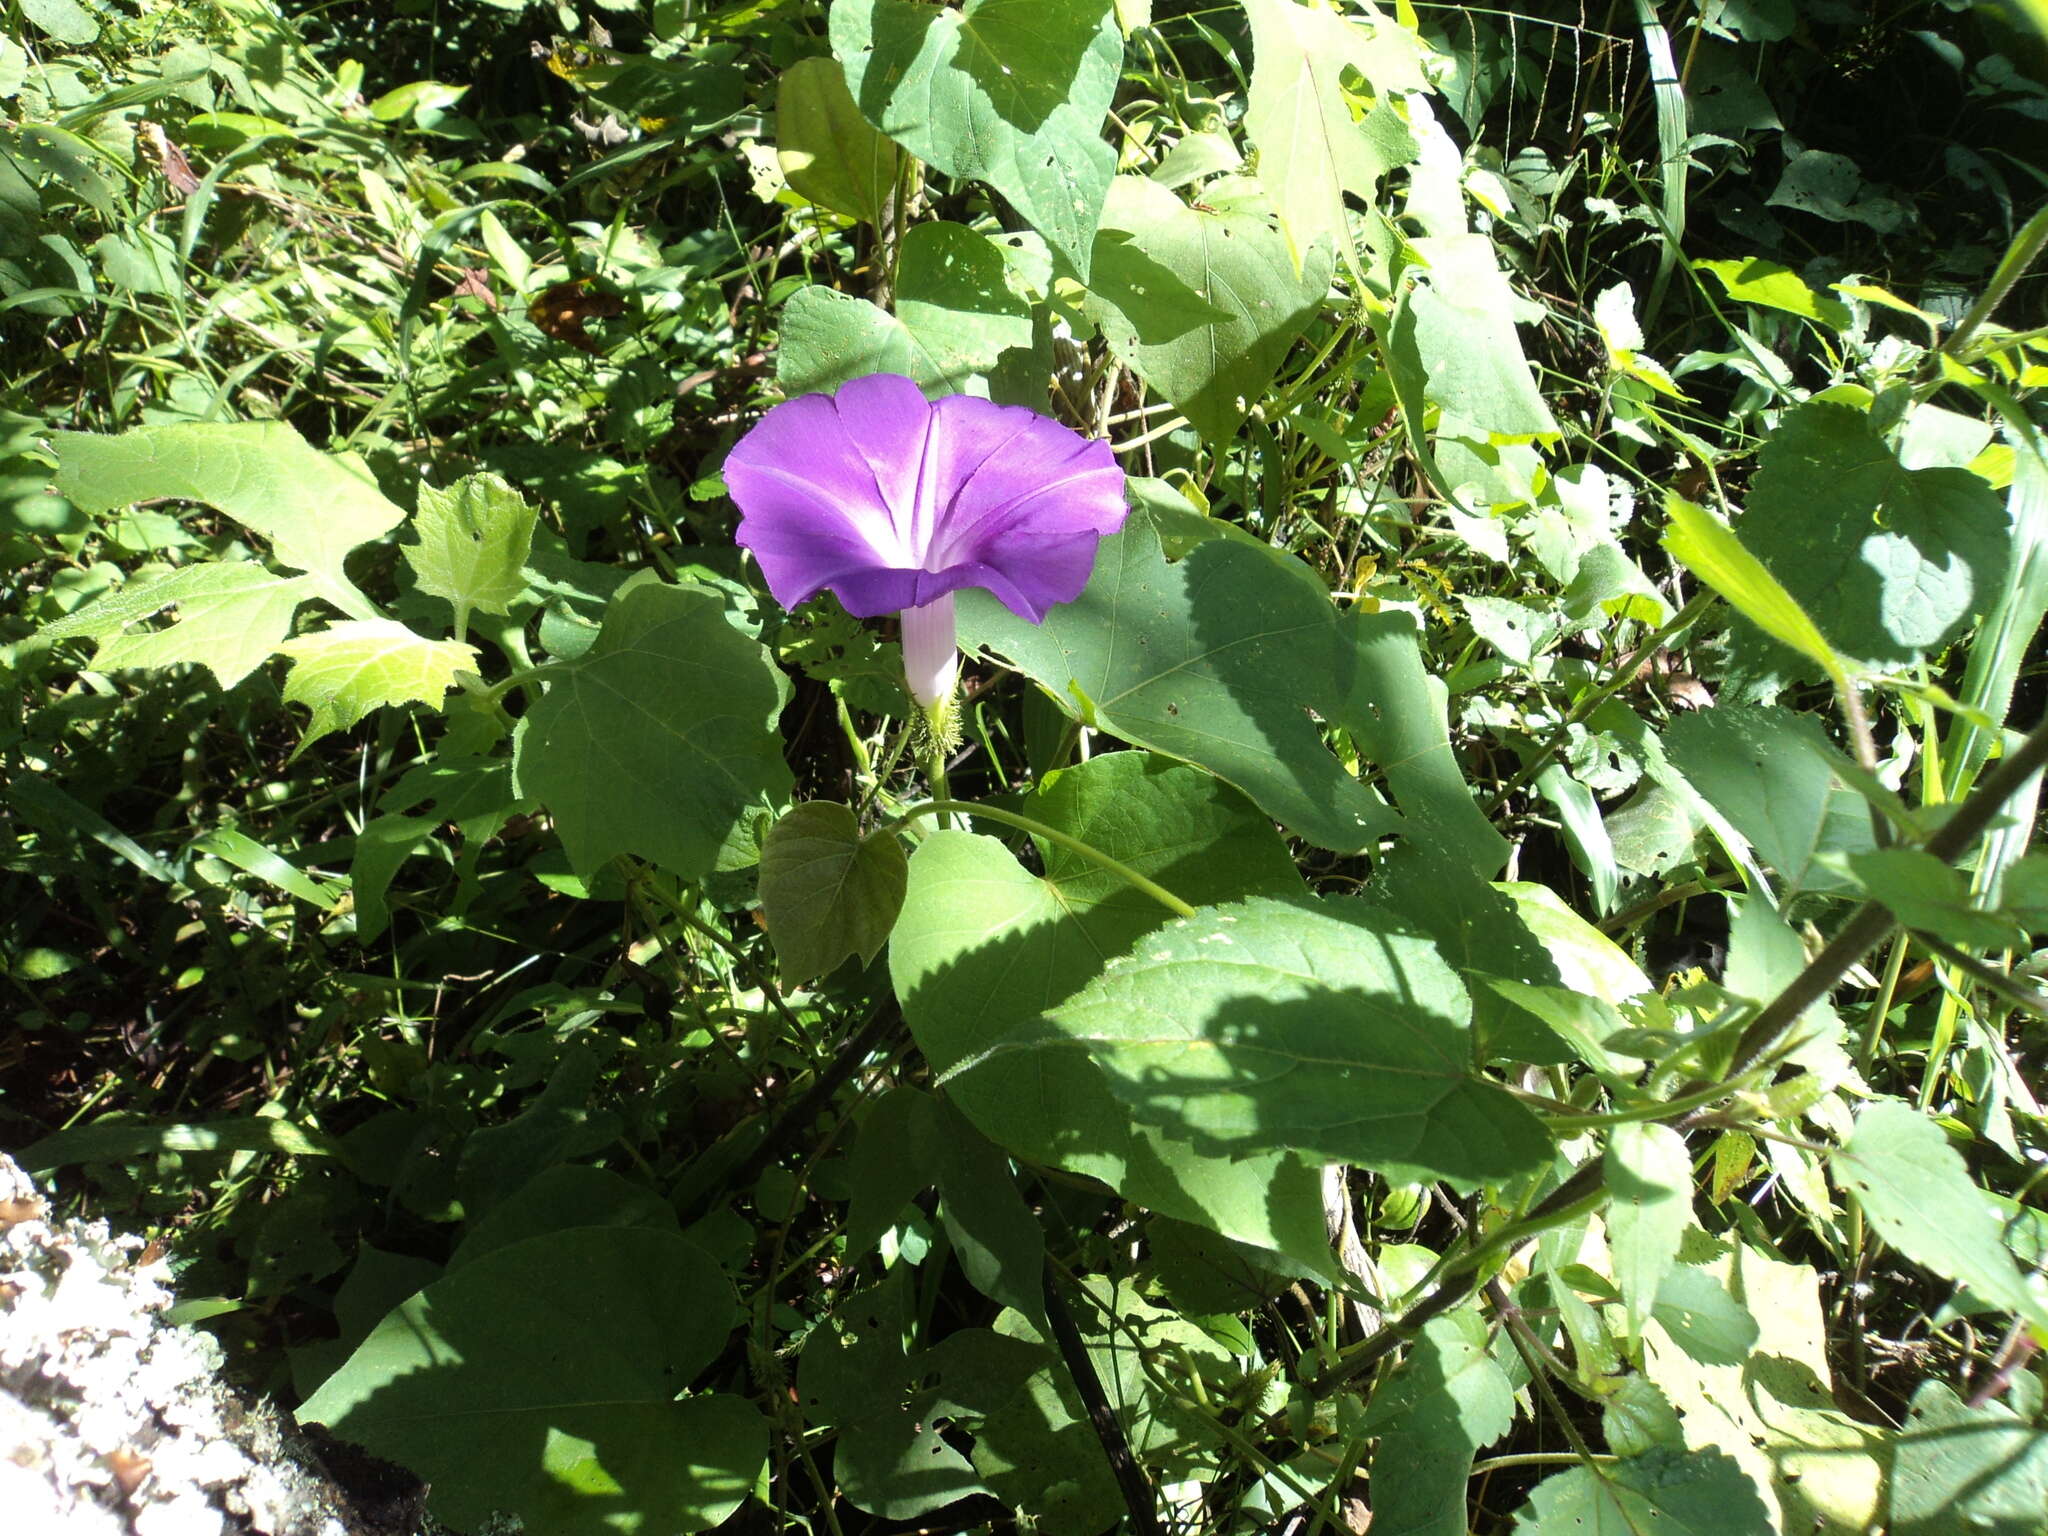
<box><xmin>1239</xmin><ymin>0</ymin><xmax>1427</xmax><ymax>273</ymax></box>
<box><xmin>1645</xmin><ymin>1246</ymin><xmax>1885</xmax><ymax>1536</ymax></box>
<box><xmin>831</xmin><ymin>0</ymin><xmax>1122</xmax><ymax>278</ymax></box>
<box><xmin>1081</xmin><ymin>175</ymin><xmax>1328</xmax><ymax>441</ymax></box>
<box><xmin>513</xmin><ymin>581</ymin><xmax>793</xmax><ymax>879</ymax></box>
<box><xmin>759</xmin><ymin>802</ymin><xmax>907</xmax><ymax>983</ymax></box>
<box><xmin>1663</xmin><ymin>705</ymin><xmax>1876</xmax><ymax>895</ymax></box>
<box><xmin>35</xmin><ymin>561</ymin><xmax>317</xmax><ymax>687</ymax></box>
<box><xmin>776</xmin><ymin>54</ymin><xmax>902</xmax><ymax>225</ymax></box>
<box><xmin>297</xmin><ymin>1227</ymin><xmax>764</xmax><ymax>1536</ymax></box>
<box><xmin>277</xmin><ymin>620</ymin><xmax>479</xmax><ymax>745</ymax></box>
<box><xmin>1027</xmin><ymin>894</ymin><xmax>1551</xmax><ymax>1181</ymax></box>
<box><xmin>51</xmin><ymin>421</ymin><xmax>405</xmax><ymax>591</ymax></box>
<box><xmin>1833</xmin><ymin>1099</ymin><xmax>2048</xmax><ymax>1335</ymax></box>
<box><xmin>1891</xmin><ymin>1382</ymin><xmax>2048</xmax><ymax>1536</ymax></box>
<box><xmin>1365</xmin><ymin>1311</ymin><xmax>1515</xmax><ymax>1536</ymax></box>
<box><xmin>777</xmin><ymin>222</ymin><xmax>1034</xmax><ymax>397</ymax></box>
<box><xmin>1744</xmin><ymin>401</ymin><xmax>2011</xmax><ymax>667</ymax></box>
<box><xmin>961</xmin><ymin>523</ymin><xmax>1400</xmax><ymax>853</ymax></box>
<box><xmin>403</xmin><ymin>472</ymin><xmax>537</xmax><ymax>620</ymax></box>
<box><xmin>1516</xmin><ymin>1448</ymin><xmax>1774</xmax><ymax>1536</ymax></box>
<box><xmin>1393</xmin><ymin>234</ymin><xmax>1559</xmax><ymax>439</ymax></box>
<box><xmin>887</xmin><ymin>752</ymin><xmax>1336</xmax><ymax>1272</ymax></box>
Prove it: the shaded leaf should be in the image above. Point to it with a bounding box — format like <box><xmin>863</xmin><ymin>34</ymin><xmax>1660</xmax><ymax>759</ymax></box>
<box><xmin>1367</xmin><ymin>1311</ymin><xmax>1515</xmax><ymax>1536</ymax></box>
<box><xmin>1663</xmin><ymin>705</ymin><xmax>1875</xmax><ymax>894</ymax></box>
<box><xmin>1030</xmin><ymin>895</ymin><xmax>1552</xmax><ymax>1182</ymax></box>
<box><xmin>759</xmin><ymin>802</ymin><xmax>907</xmax><ymax>982</ymax></box>
<box><xmin>1515</xmin><ymin>1447</ymin><xmax>1773</xmax><ymax>1536</ymax></box>
<box><xmin>298</xmin><ymin>1228</ymin><xmax>762</xmax><ymax>1536</ymax></box>
<box><xmin>1891</xmin><ymin>1381</ymin><xmax>2048</xmax><ymax>1536</ymax></box>
<box><xmin>1833</xmin><ymin>1099</ymin><xmax>2048</xmax><ymax>1334</ymax></box>
<box><xmin>513</xmin><ymin>582</ymin><xmax>793</xmax><ymax>879</ymax></box>
<box><xmin>1745</xmin><ymin>402</ymin><xmax>2011</xmax><ymax>667</ymax></box>
<box><xmin>776</xmin><ymin>54</ymin><xmax>903</xmax><ymax>225</ymax></box>
<box><xmin>777</xmin><ymin>223</ymin><xmax>1034</xmax><ymax>397</ymax></box>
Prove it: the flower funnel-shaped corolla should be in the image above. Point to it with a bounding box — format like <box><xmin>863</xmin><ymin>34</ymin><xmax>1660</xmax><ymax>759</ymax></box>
<box><xmin>727</xmin><ymin>374</ymin><xmax>1128</xmax><ymax>707</ymax></box>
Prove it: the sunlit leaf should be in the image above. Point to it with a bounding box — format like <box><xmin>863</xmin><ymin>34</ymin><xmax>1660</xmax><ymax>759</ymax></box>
<box><xmin>888</xmin><ymin>752</ymin><xmax>1336</xmax><ymax>1273</ymax></box>
<box><xmin>1027</xmin><ymin>895</ymin><xmax>1551</xmax><ymax>1182</ymax></box>
<box><xmin>404</xmin><ymin>472</ymin><xmax>538</xmax><ymax>619</ymax></box>
<box><xmin>963</xmin><ymin>523</ymin><xmax>1400</xmax><ymax>853</ymax></box>
<box><xmin>776</xmin><ymin>54</ymin><xmax>902</xmax><ymax>224</ymax></box>
<box><xmin>1240</xmin><ymin>0</ymin><xmax>1427</xmax><ymax>273</ymax></box>
<box><xmin>36</xmin><ymin>561</ymin><xmax>317</xmax><ymax>687</ymax></box>
<box><xmin>831</xmin><ymin>0</ymin><xmax>1122</xmax><ymax>277</ymax></box>
<box><xmin>278</xmin><ymin>620</ymin><xmax>479</xmax><ymax>745</ymax></box>
<box><xmin>1081</xmin><ymin>175</ymin><xmax>1326</xmax><ymax>441</ymax></box>
<box><xmin>52</xmin><ymin>421</ymin><xmax>405</xmax><ymax>591</ymax></box>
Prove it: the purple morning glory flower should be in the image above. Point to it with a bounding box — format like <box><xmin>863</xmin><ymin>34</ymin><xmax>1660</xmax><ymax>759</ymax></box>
<box><xmin>726</xmin><ymin>373</ymin><xmax>1128</xmax><ymax>707</ymax></box>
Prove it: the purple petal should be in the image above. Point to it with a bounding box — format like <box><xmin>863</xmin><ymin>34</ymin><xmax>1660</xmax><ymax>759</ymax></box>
<box><xmin>726</xmin><ymin>374</ymin><xmax>1127</xmax><ymax>623</ymax></box>
<box><xmin>920</xmin><ymin>395</ymin><xmax>1128</xmax><ymax>619</ymax></box>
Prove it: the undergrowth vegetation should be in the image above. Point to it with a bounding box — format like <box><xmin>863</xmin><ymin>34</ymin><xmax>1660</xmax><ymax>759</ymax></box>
<box><xmin>5</xmin><ymin>0</ymin><xmax>2048</xmax><ymax>1530</ymax></box>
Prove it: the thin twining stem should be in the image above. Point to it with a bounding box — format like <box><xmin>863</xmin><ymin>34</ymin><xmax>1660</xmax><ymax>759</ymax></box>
<box><xmin>888</xmin><ymin>799</ymin><xmax>1198</xmax><ymax>918</ymax></box>
<box><xmin>1299</xmin><ymin>711</ymin><xmax>2048</xmax><ymax>1404</ymax></box>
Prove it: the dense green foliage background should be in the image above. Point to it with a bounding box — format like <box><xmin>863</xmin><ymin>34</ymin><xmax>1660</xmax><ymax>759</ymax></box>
<box><xmin>4</xmin><ymin>0</ymin><xmax>2048</xmax><ymax>1532</ymax></box>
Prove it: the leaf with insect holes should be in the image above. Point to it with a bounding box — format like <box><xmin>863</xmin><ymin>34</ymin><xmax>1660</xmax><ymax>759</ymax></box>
<box><xmin>277</xmin><ymin>621</ymin><xmax>479</xmax><ymax>745</ymax></box>
<box><xmin>404</xmin><ymin>473</ymin><xmax>537</xmax><ymax>618</ymax></box>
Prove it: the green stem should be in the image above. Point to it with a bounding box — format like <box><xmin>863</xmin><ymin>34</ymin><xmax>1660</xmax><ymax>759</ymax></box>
<box><xmin>1485</xmin><ymin>591</ymin><xmax>1715</xmax><ymax>816</ymax></box>
<box><xmin>889</xmin><ymin>799</ymin><xmax>1198</xmax><ymax>918</ymax></box>
<box><xmin>468</xmin><ymin>660</ymin><xmax>568</xmax><ymax>706</ymax></box>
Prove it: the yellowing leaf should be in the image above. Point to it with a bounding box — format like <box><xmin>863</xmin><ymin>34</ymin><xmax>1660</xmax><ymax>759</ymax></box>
<box><xmin>277</xmin><ymin>620</ymin><xmax>479</xmax><ymax>745</ymax></box>
<box><xmin>1241</xmin><ymin>0</ymin><xmax>1428</xmax><ymax>274</ymax></box>
<box><xmin>1645</xmin><ymin>1245</ymin><xmax>1888</xmax><ymax>1535</ymax></box>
